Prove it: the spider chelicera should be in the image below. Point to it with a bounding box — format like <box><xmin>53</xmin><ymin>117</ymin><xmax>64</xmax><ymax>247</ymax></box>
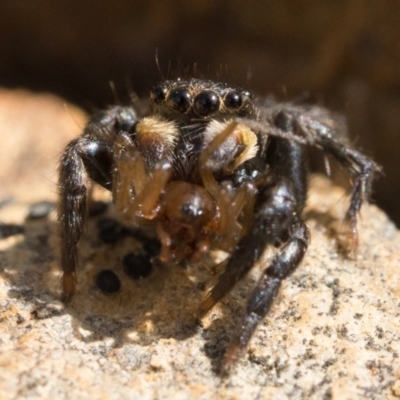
<box><xmin>58</xmin><ymin>78</ymin><xmax>380</xmax><ymax>372</ymax></box>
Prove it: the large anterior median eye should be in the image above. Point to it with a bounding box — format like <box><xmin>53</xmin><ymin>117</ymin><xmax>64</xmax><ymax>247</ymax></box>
<box><xmin>194</xmin><ymin>90</ymin><xmax>220</xmax><ymax>116</ymax></box>
<box><xmin>167</xmin><ymin>88</ymin><xmax>192</xmax><ymax>113</ymax></box>
<box><xmin>224</xmin><ymin>91</ymin><xmax>242</xmax><ymax>109</ymax></box>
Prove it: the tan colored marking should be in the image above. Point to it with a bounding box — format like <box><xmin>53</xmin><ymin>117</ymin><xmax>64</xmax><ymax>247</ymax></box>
<box><xmin>199</xmin><ymin>121</ymin><xmax>238</xmax><ymax>199</ymax></box>
<box><xmin>229</xmin><ymin>123</ymin><xmax>258</xmax><ymax>171</ymax></box>
<box><xmin>202</xmin><ymin>120</ymin><xmax>259</xmax><ymax>173</ymax></box>
<box><xmin>136</xmin><ymin>116</ymin><xmax>179</xmax><ymax>147</ymax></box>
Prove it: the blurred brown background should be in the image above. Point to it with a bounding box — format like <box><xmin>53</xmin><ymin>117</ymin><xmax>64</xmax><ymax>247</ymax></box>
<box><xmin>0</xmin><ymin>1</ymin><xmax>399</xmax><ymax>225</ymax></box>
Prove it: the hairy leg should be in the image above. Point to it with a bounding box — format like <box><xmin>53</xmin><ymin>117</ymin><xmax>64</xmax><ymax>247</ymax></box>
<box><xmin>222</xmin><ymin>217</ymin><xmax>309</xmax><ymax>372</ymax></box>
<box><xmin>275</xmin><ymin>108</ymin><xmax>381</xmax><ymax>251</ymax></box>
<box><xmin>58</xmin><ymin>107</ymin><xmax>137</xmax><ymax>302</ymax></box>
<box><xmin>239</xmin><ymin>107</ymin><xmax>381</xmax><ymax>252</ymax></box>
<box><xmin>58</xmin><ymin>139</ymin><xmax>90</xmax><ymax>302</ymax></box>
<box><xmin>198</xmin><ymin>174</ymin><xmax>299</xmax><ymax>318</ymax></box>
<box><xmin>198</xmin><ymin>137</ymin><xmax>309</xmax><ymax>372</ymax></box>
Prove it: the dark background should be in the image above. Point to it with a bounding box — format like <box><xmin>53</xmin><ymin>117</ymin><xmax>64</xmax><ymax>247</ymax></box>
<box><xmin>1</xmin><ymin>1</ymin><xmax>399</xmax><ymax>225</ymax></box>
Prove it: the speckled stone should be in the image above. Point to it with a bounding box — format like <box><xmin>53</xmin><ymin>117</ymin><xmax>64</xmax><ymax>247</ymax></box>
<box><xmin>0</xmin><ymin>90</ymin><xmax>399</xmax><ymax>400</ymax></box>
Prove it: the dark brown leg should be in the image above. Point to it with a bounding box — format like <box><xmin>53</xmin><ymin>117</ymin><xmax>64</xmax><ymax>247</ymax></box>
<box><xmin>222</xmin><ymin>217</ymin><xmax>309</xmax><ymax>373</ymax></box>
<box><xmin>198</xmin><ymin>175</ymin><xmax>299</xmax><ymax>319</ymax></box>
<box><xmin>58</xmin><ymin>139</ymin><xmax>90</xmax><ymax>302</ymax></box>
<box><xmin>198</xmin><ymin>137</ymin><xmax>310</xmax><ymax>373</ymax></box>
<box><xmin>58</xmin><ymin>106</ymin><xmax>137</xmax><ymax>302</ymax></box>
<box><xmin>274</xmin><ymin>109</ymin><xmax>381</xmax><ymax>253</ymax></box>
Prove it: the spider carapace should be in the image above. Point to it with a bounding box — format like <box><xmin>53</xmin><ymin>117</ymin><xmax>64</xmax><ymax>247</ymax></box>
<box><xmin>58</xmin><ymin>78</ymin><xmax>380</xmax><ymax>372</ymax></box>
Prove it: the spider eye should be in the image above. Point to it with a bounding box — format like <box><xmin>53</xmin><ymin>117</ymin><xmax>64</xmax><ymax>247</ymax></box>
<box><xmin>151</xmin><ymin>85</ymin><xmax>166</xmax><ymax>104</ymax></box>
<box><xmin>167</xmin><ymin>88</ymin><xmax>192</xmax><ymax>113</ymax></box>
<box><xmin>242</xmin><ymin>90</ymin><xmax>253</xmax><ymax>100</ymax></box>
<box><xmin>194</xmin><ymin>90</ymin><xmax>220</xmax><ymax>116</ymax></box>
<box><xmin>224</xmin><ymin>91</ymin><xmax>242</xmax><ymax>109</ymax></box>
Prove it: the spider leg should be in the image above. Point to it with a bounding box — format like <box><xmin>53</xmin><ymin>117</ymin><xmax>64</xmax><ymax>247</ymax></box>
<box><xmin>79</xmin><ymin>106</ymin><xmax>138</xmax><ymax>190</ymax></box>
<box><xmin>199</xmin><ymin>122</ymin><xmax>258</xmax><ymax>252</ymax></box>
<box><xmin>274</xmin><ymin>109</ymin><xmax>381</xmax><ymax>252</ymax></box>
<box><xmin>58</xmin><ymin>106</ymin><xmax>137</xmax><ymax>302</ymax></box>
<box><xmin>198</xmin><ymin>138</ymin><xmax>309</xmax><ymax>373</ymax></box>
<box><xmin>240</xmin><ymin>108</ymin><xmax>381</xmax><ymax>251</ymax></box>
<box><xmin>222</xmin><ymin>216</ymin><xmax>309</xmax><ymax>372</ymax></box>
<box><xmin>197</xmin><ymin>175</ymin><xmax>297</xmax><ymax>314</ymax></box>
<box><xmin>58</xmin><ymin>139</ymin><xmax>90</xmax><ymax>302</ymax></box>
<box><xmin>113</xmin><ymin>132</ymin><xmax>172</xmax><ymax>222</ymax></box>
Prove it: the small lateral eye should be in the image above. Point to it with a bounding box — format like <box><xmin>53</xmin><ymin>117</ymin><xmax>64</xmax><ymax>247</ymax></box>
<box><xmin>243</xmin><ymin>90</ymin><xmax>252</xmax><ymax>98</ymax></box>
<box><xmin>151</xmin><ymin>85</ymin><xmax>166</xmax><ymax>104</ymax></box>
<box><xmin>194</xmin><ymin>90</ymin><xmax>220</xmax><ymax>116</ymax></box>
<box><xmin>224</xmin><ymin>91</ymin><xmax>242</xmax><ymax>109</ymax></box>
<box><xmin>167</xmin><ymin>88</ymin><xmax>192</xmax><ymax>113</ymax></box>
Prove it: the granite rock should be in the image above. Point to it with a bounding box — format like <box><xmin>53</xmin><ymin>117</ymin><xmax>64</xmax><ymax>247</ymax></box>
<box><xmin>0</xmin><ymin>90</ymin><xmax>399</xmax><ymax>400</ymax></box>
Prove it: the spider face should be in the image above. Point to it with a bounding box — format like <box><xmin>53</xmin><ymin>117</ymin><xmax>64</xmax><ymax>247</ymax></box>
<box><xmin>150</xmin><ymin>78</ymin><xmax>255</xmax><ymax>118</ymax></box>
<box><xmin>58</xmin><ymin>77</ymin><xmax>380</xmax><ymax>373</ymax></box>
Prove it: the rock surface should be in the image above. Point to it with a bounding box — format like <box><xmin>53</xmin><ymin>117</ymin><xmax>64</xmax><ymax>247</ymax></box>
<box><xmin>0</xmin><ymin>90</ymin><xmax>399</xmax><ymax>399</ymax></box>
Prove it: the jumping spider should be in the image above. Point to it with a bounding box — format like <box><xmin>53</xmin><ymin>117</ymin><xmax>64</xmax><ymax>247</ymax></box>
<box><xmin>58</xmin><ymin>78</ymin><xmax>380</xmax><ymax>372</ymax></box>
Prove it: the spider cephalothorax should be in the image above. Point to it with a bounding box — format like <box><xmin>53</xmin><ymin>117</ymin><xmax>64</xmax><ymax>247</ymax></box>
<box><xmin>58</xmin><ymin>78</ymin><xmax>380</xmax><ymax>373</ymax></box>
<box><xmin>150</xmin><ymin>78</ymin><xmax>255</xmax><ymax>118</ymax></box>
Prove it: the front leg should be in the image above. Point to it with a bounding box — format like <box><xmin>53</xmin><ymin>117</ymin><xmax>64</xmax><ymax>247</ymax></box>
<box><xmin>198</xmin><ymin>138</ymin><xmax>309</xmax><ymax>373</ymax></box>
<box><xmin>58</xmin><ymin>106</ymin><xmax>137</xmax><ymax>302</ymax></box>
<box><xmin>198</xmin><ymin>174</ymin><xmax>299</xmax><ymax>318</ymax></box>
<box><xmin>58</xmin><ymin>139</ymin><xmax>90</xmax><ymax>302</ymax></box>
<box><xmin>223</xmin><ymin>217</ymin><xmax>309</xmax><ymax>372</ymax></box>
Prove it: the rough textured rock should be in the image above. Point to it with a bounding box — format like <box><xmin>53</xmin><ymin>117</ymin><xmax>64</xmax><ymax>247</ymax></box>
<box><xmin>0</xmin><ymin>90</ymin><xmax>399</xmax><ymax>399</ymax></box>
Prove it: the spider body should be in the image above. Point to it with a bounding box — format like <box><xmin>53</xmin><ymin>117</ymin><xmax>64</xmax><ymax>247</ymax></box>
<box><xmin>58</xmin><ymin>78</ymin><xmax>380</xmax><ymax>372</ymax></box>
